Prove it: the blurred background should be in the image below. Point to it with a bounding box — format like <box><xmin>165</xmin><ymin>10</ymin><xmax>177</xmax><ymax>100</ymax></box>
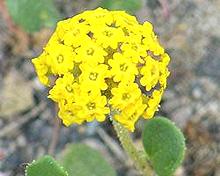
<box><xmin>0</xmin><ymin>0</ymin><xmax>220</xmax><ymax>175</ymax></box>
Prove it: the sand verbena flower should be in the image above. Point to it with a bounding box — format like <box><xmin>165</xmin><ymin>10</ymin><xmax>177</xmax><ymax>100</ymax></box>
<box><xmin>32</xmin><ymin>8</ymin><xmax>170</xmax><ymax>131</ymax></box>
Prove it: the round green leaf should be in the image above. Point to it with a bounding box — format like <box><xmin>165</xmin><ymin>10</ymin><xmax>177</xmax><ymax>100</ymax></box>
<box><xmin>142</xmin><ymin>117</ymin><xmax>186</xmax><ymax>176</ymax></box>
<box><xmin>26</xmin><ymin>155</ymin><xmax>68</xmax><ymax>176</ymax></box>
<box><xmin>59</xmin><ymin>144</ymin><xmax>116</xmax><ymax>176</ymax></box>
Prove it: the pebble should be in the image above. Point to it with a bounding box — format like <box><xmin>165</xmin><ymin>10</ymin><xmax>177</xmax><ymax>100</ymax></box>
<box><xmin>16</xmin><ymin>136</ymin><xmax>26</xmax><ymax>148</ymax></box>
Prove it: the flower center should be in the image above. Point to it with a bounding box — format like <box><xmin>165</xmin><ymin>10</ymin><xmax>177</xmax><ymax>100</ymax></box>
<box><xmin>87</xmin><ymin>48</ymin><xmax>94</xmax><ymax>55</ymax></box>
<box><xmin>65</xmin><ymin>85</ymin><xmax>73</xmax><ymax>92</ymax></box>
<box><xmin>89</xmin><ymin>72</ymin><xmax>98</xmax><ymax>81</ymax></box>
<box><xmin>87</xmin><ymin>102</ymin><xmax>96</xmax><ymax>110</ymax></box>
<box><xmin>131</xmin><ymin>43</ymin><xmax>138</xmax><ymax>50</ymax></box>
<box><xmin>103</xmin><ymin>30</ymin><xmax>113</xmax><ymax>37</ymax></box>
<box><xmin>122</xmin><ymin>93</ymin><xmax>131</xmax><ymax>100</ymax></box>
<box><xmin>57</xmin><ymin>55</ymin><xmax>64</xmax><ymax>63</ymax></box>
<box><xmin>120</xmin><ymin>63</ymin><xmax>128</xmax><ymax>72</ymax></box>
<box><xmin>66</xmin><ymin>110</ymin><xmax>74</xmax><ymax>117</ymax></box>
<box><xmin>73</xmin><ymin>29</ymin><xmax>80</xmax><ymax>36</ymax></box>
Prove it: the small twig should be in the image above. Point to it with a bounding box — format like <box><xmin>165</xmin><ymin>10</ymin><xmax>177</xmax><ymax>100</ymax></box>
<box><xmin>0</xmin><ymin>0</ymin><xmax>29</xmax><ymax>53</ymax></box>
<box><xmin>159</xmin><ymin>0</ymin><xmax>170</xmax><ymax>19</ymax></box>
<box><xmin>48</xmin><ymin>105</ymin><xmax>61</xmax><ymax>156</ymax></box>
<box><xmin>0</xmin><ymin>102</ymin><xmax>46</xmax><ymax>138</ymax></box>
<box><xmin>0</xmin><ymin>0</ymin><xmax>15</xmax><ymax>32</ymax></box>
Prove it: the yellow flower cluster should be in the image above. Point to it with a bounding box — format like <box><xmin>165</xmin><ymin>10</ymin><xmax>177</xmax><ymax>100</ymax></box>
<box><xmin>32</xmin><ymin>8</ymin><xmax>170</xmax><ymax>131</ymax></box>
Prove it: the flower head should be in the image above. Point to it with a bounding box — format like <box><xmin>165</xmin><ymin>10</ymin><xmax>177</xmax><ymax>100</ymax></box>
<box><xmin>32</xmin><ymin>8</ymin><xmax>170</xmax><ymax>131</ymax></box>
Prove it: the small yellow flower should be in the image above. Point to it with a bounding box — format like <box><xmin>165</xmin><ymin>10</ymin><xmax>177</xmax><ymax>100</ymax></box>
<box><xmin>58</xmin><ymin>101</ymin><xmax>84</xmax><ymax>126</ymax></box>
<box><xmin>121</xmin><ymin>42</ymin><xmax>146</xmax><ymax>63</ymax></box>
<box><xmin>32</xmin><ymin>8</ymin><xmax>170</xmax><ymax>131</ymax></box>
<box><xmin>140</xmin><ymin>56</ymin><xmax>160</xmax><ymax>91</ymax></box>
<box><xmin>114</xmin><ymin>97</ymin><xmax>147</xmax><ymax>132</ymax></box>
<box><xmin>45</xmin><ymin>43</ymin><xmax>75</xmax><ymax>75</ymax></box>
<box><xmin>48</xmin><ymin>73</ymin><xmax>78</xmax><ymax>103</ymax></box>
<box><xmin>110</xmin><ymin>82</ymin><xmax>141</xmax><ymax>110</ymax></box>
<box><xmin>109</xmin><ymin>53</ymin><xmax>138</xmax><ymax>82</ymax></box>
<box><xmin>94</xmin><ymin>26</ymin><xmax>125</xmax><ymax>49</ymax></box>
<box><xmin>79</xmin><ymin>63</ymin><xmax>109</xmax><ymax>90</ymax></box>
<box><xmin>75</xmin><ymin>90</ymin><xmax>110</xmax><ymax>122</ymax></box>
<box><xmin>32</xmin><ymin>53</ymin><xmax>50</xmax><ymax>86</ymax></box>
<box><xmin>75</xmin><ymin>40</ymin><xmax>107</xmax><ymax>64</ymax></box>
<box><xmin>143</xmin><ymin>90</ymin><xmax>163</xmax><ymax>119</ymax></box>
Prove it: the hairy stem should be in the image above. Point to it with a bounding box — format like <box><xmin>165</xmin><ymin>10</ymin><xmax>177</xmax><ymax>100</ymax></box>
<box><xmin>112</xmin><ymin>120</ymin><xmax>154</xmax><ymax>176</ymax></box>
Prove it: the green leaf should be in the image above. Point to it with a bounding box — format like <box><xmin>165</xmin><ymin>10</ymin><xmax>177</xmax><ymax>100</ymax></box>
<box><xmin>142</xmin><ymin>117</ymin><xmax>186</xmax><ymax>176</ymax></box>
<box><xmin>26</xmin><ymin>155</ymin><xmax>68</xmax><ymax>176</ymax></box>
<box><xmin>6</xmin><ymin>0</ymin><xmax>60</xmax><ymax>33</ymax></box>
<box><xmin>59</xmin><ymin>144</ymin><xmax>117</xmax><ymax>176</ymax></box>
<box><xmin>100</xmin><ymin>0</ymin><xmax>142</xmax><ymax>14</ymax></box>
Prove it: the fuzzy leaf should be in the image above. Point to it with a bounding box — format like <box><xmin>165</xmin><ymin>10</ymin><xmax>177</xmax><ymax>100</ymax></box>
<box><xmin>26</xmin><ymin>155</ymin><xmax>68</xmax><ymax>176</ymax></box>
<box><xmin>60</xmin><ymin>144</ymin><xmax>116</xmax><ymax>176</ymax></box>
<box><xmin>6</xmin><ymin>0</ymin><xmax>60</xmax><ymax>33</ymax></box>
<box><xmin>142</xmin><ymin>117</ymin><xmax>186</xmax><ymax>176</ymax></box>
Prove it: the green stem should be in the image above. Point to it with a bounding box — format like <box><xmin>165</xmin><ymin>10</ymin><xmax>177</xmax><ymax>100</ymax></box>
<box><xmin>112</xmin><ymin>120</ymin><xmax>154</xmax><ymax>176</ymax></box>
